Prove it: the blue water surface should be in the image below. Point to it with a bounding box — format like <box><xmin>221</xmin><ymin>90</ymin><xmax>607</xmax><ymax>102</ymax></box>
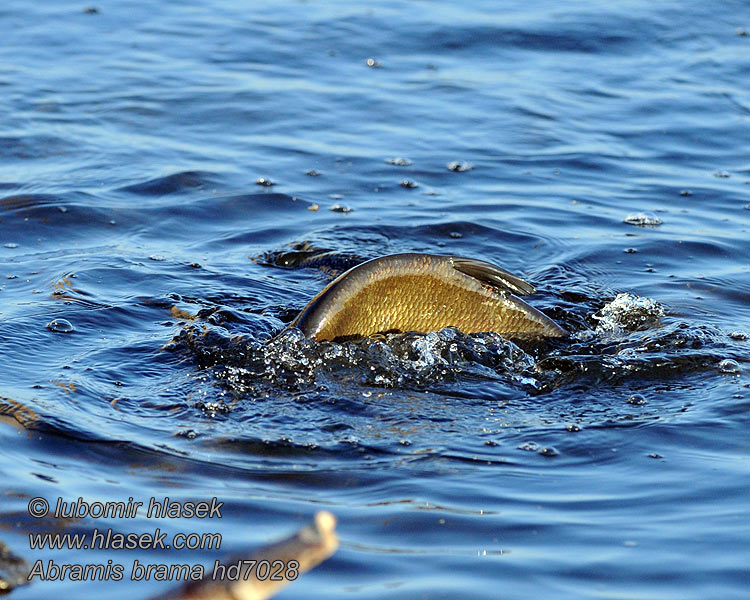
<box><xmin>1</xmin><ymin>1</ymin><xmax>749</xmax><ymax>598</ymax></box>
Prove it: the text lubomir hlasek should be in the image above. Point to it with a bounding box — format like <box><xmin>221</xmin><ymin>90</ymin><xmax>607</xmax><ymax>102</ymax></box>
<box><xmin>50</xmin><ymin>497</ymin><xmax>223</xmax><ymax>519</ymax></box>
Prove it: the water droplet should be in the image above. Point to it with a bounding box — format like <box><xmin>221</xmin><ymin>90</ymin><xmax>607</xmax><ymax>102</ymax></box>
<box><xmin>713</xmin><ymin>170</ymin><xmax>730</xmax><ymax>178</ymax></box>
<box><xmin>565</xmin><ymin>424</ymin><xmax>581</xmax><ymax>432</ymax></box>
<box><xmin>647</xmin><ymin>453</ymin><xmax>663</xmax><ymax>459</ymax></box>
<box><xmin>46</xmin><ymin>318</ymin><xmax>75</xmax><ymax>333</ymax></box>
<box><xmin>306</xmin><ymin>169</ymin><xmax>320</xmax><ymax>176</ymax></box>
<box><xmin>680</xmin><ymin>190</ymin><xmax>692</xmax><ymax>196</ymax></box>
<box><xmin>624</xmin><ymin>248</ymin><xmax>637</xmax><ymax>253</ymax></box>
<box><xmin>627</xmin><ymin>393</ymin><xmax>647</xmax><ymax>405</ymax></box>
<box><xmin>330</xmin><ymin>204</ymin><xmax>352</xmax><ymax>213</ymax></box>
<box><xmin>386</xmin><ymin>157</ymin><xmax>411</xmax><ymax>166</ymax></box>
<box><xmin>538</xmin><ymin>446</ymin><xmax>558</xmax><ymax>457</ymax></box>
<box><xmin>623</xmin><ymin>212</ymin><xmax>662</xmax><ymax>227</ymax></box>
<box><xmin>517</xmin><ymin>442</ymin><xmax>538</xmax><ymax>452</ymax></box>
<box><xmin>400</xmin><ymin>179</ymin><xmax>418</xmax><ymax>188</ymax></box>
<box><xmin>366</xmin><ymin>57</ymin><xmax>382</xmax><ymax>68</ymax></box>
<box><xmin>195</xmin><ymin>400</ymin><xmax>231</xmax><ymax>415</ymax></box>
<box><xmin>149</xmin><ymin>255</ymin><xmax>165</xmax><ymax>261</ymax></box>
<box><xmin>449</xmin><ymin>231</ymin><xmax>463</xmax><ymax>239</ymax></box>
<box><xmin>255</xmin><ymin>177</ymin><xmax>275</xmax><ymax>186</ymax></box>
<box><xmin>4</xmin><ymin>243</ymin><xmax>18</xmax><ymax>248</ymax></box>
<box><xmin>718</xmin><ymin>359</ymin><xmax>740</xmax><ymax>374</ymax></box>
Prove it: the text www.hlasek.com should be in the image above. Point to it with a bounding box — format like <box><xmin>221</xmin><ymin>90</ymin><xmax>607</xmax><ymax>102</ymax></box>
<box><xmin>25</xmin><ymin>496</ymin><xmax>298</xmax><ymax>583</ymax></box>
<box><xmin>29</xmin><ymin>528</ymin><xmax>221</xmax><ymax>551</ymax></box>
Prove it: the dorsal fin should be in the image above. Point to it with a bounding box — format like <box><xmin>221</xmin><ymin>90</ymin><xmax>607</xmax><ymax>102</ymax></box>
<box><xmin>451</xmin><ymin>256</ymin><xmax>536</xmax><ymax>296</ymax></box>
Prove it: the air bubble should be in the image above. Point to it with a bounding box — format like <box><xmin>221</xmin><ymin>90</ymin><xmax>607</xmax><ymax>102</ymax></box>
<box><xmin>718</xmin><ymin>359</ymin><xmax>740</xmax><ymax>374</ymax></box>
<box><xmin>46</xmin><ymin>319</ymin><xmax>75</xmax><ymax>333</ymax></box>
<box><xmin>627</xmin><ymin>394</ymin><xmax>647</xmax><ymax>405</ymax></box>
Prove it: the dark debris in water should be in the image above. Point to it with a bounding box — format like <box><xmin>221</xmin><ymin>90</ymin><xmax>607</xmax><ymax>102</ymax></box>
<box><xmin>254</xmin><ymin>242</ymin><xmax>365</xmax><ymax>278</ymax></box>
<box><xmin>538</xmin><ymin>446</ymin><xmax>558</xmax><ymax>457</ymax></box>
<box><xmin>0</xmin><ymin>539</ymin><xmax>30</xmax><ymax>593</ymax></box>
<box><xmin>447</xmin><ymin>160</ymin><xmax>473</xmax><ymax>172</ymax></box>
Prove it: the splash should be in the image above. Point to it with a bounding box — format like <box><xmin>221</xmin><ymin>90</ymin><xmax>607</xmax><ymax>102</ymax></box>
<box><xmin>171</xmin><ymin>281</ymin><xmax>734</xmax><ymax>407</ymax></box>
<box><xmin>174</xmin><ymin>324</ymin><xmax>540</xmax><ymax>401</ymax></box>
<box><xmin>592</xmin><ymin>293</ymin><xmax>665</xmax><ymax>335</ymax></box>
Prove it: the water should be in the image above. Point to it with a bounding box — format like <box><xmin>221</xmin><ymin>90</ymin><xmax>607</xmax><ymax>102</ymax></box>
<box><xmin>1</xmin><ymin>0</ymin><xmax>749</xmax><ymax>598</ymax></box>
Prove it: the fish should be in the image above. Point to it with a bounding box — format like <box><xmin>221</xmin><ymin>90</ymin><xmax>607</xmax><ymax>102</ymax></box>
<box><xmin>290</xmin><ymin>253</ymin><xmax>566</xmax><ymax>341</ymax></box>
